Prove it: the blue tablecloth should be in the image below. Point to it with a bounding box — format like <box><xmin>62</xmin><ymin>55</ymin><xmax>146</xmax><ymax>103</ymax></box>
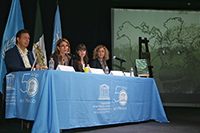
<box><xmin>6</xmin><ymin>70</ymin><xmax>169</xmax><ymax>133</ymax></box>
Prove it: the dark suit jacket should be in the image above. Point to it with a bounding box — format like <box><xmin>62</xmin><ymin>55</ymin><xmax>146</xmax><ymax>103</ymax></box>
<box><xmin>90</xmin><ymin>58</ymin><xmax>104</xmax><ymax>69</ymax></box>
<box><xmin>4</xmin><ymin>45</ymin><xmax>35</xmax><ymax>73</ymax></box>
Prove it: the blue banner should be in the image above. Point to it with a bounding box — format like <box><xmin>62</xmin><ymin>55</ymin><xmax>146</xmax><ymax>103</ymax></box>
<box><xmin>52</xmin><ymin>5</ymin><xmax>62</xmax><ymax>53</ymax></box>
<box><xmin>0</xmin><ymin>0</ymin><xmax>24</xmax><ymax>93</ymax></box>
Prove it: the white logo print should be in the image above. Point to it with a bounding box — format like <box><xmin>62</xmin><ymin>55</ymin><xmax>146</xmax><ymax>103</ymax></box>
<box><xmin>20</xmin><ymin>73</ymin><xmax>39</xmax><ymax>98</ymax></box>
<box><xmin>2</xmin><ymin>36</ymin><xmax>15</xmax><ymax>58</ymax></box>
<box><xmin>114</xmin><ymin>86</ymin><xmax>128</xmax><ymax>106</ymax></box>
<box><xmin>6</xmin><ymin>73</ymin><xmax>15</xmax><ymax>90</ymax></box>
<box><xmin>98</xmin><ymin>84</ymin><xmax>110</xmax><ymax>100</ymax></box>
<box><xmin>26</xmin><ymin>77</ymin><xmax>39</xmax><ymax>97</ymax></box>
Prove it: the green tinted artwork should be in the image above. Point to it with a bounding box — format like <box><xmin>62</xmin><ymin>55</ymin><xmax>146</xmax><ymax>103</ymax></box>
<box><xmin>112</xmin><ymin>9</ymin><xmax>200</xmax><ymax>94</ymax></box>
<box><xmin>135</xmin><ymin>59</ymin><xmax>149</xmax><ymax>75</ymax></box>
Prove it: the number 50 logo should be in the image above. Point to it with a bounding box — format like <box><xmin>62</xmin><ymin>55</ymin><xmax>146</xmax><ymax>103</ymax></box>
<box><xmin>20</xmin><ymin>73</ymin><xmax>39</xmax><ymax>98</ymax></box>
<box><xmin>114</xmin><ymin>86</ymin><xmax>128</xmax><ymax>106</ymax></box>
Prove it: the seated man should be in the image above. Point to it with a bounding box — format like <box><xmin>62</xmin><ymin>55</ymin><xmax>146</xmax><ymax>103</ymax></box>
<box><xmin>4</xmin><ymin>29</ymin><xmax>35</xmax><ymax>73</ymax></box>
<box><xmin>3</xmin><ymin>29</ymin><xmax>35</xmax><ymax>129</ymax></box>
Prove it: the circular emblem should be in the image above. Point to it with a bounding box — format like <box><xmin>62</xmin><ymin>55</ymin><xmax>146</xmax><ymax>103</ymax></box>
<box><xmin>26</xmin><ymin>77</ymin><xmax>39</xmax><ymax>97</ymax></box>
<box><xmin>119</xmin><ymin>89</ymin><xmax>128</xmax><ymax>106</ymax></box>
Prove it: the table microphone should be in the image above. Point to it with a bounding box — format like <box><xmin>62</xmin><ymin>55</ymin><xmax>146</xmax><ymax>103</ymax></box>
<box><xmin>66</xmin><ymin>52</ymin><xmax>72</xmax><ymax>56</ymax></box>
<box><xmin>113</xmin><ymin>56</ymin><xmax>126</xmax><ymax>62</ymax></box>
<box><xmin>66</xmin><ymin>52</ymin><xmax>75</xmax><ymax>58</ymax></box>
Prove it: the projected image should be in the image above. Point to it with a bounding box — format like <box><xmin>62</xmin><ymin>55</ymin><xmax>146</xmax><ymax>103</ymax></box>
<box><xmin>112</xmin><ymin>9</ymin><xmax>200</xmax><ymax>94</ymax></box>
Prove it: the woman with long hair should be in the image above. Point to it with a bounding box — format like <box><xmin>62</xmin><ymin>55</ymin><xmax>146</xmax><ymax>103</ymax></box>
<box><xmin>72</xmin><ymin>44</ymin><xmax>89</xmax><ymax>72</ymax></box>
<box><xmin>50</xmin><ymin>38</ymin><xmax>71</xmax><ymax>69</ymax></box>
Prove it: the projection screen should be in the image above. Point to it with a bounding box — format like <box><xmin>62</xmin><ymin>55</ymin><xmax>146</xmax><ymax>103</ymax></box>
<box><xmin>111</xmin><ymin>8</ymin><xmax>200</xmax><ymax>106</ymax></box>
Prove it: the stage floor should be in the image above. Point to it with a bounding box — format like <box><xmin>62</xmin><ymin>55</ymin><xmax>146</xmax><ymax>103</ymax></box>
<box><xmin>0</xmin><ymin>107</ymin><xmax>200</xmax><ymax>133</ymax></box>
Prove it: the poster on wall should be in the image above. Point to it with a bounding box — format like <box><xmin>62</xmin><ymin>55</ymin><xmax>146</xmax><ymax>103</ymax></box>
<box><xmin>111</xmin><ymin>9</ymin><xmax>200</xmax><ymax>94</ymax></box>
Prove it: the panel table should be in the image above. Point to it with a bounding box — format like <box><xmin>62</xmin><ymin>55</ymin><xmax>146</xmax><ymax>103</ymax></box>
<box><xmin>6</xmin><ymin>70</ymin><xmax>169</xmax><ymax>133</ymax></box>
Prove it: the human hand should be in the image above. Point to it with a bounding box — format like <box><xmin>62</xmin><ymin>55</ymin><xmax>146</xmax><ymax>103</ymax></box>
<box><xmin>40</xmin><ymin>66</ymin><xmax>48</xmax><ymax>70</ymax></box>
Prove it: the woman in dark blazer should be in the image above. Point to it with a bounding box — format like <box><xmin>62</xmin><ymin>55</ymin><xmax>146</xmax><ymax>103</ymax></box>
<box><xmin>90</xmin><ymin>45</ymin><xmax>109</xmax><ymax>71</ymax></box>
<box><xmin>72</xmin><ymin>44</ymin><xmax>89</xmax><ymax>72</ymax></box>
<box><xmin>50</xmin><ymin>38</ymin><xmax>71</xmax><ymax>69</ymax></box>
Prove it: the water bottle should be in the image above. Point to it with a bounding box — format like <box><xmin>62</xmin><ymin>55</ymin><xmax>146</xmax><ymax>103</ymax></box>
<box><xmin>105</xmin><ymin>66</ymin><xmax>109</xmax><ymax>75</ymax></box>
<box><xmin>130</xmin><ymin>67</ymin><xmax>134</xmax><ymax>77</ymax></box>
<box><xmin>49</xmin><ymin>58</ymin><xmax>54</xmax><ymax>70</ymax></box>
<box><xmin>36</xmin><ymin>64</ymin><xmax>40</xmax><ymax>71</ymax></box>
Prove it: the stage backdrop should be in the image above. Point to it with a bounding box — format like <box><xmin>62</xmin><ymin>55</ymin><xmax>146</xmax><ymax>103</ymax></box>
<box><xmin>111</xmin><ymin>9</ymin><xmax>200</xmax><ymax>105</ymax></box>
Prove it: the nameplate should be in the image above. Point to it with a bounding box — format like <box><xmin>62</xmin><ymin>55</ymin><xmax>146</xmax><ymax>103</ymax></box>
<box><xmin>88</xmin><ymin>68</ymin><xmax>105</xmax><ymax>74</ymax></box>
<box><xmin>56</xmin><ymin>65</ymin><xmax>75</xmax><ymax>72</ymax></box>
<box><xmin>110</xmin><ymin>70</ymin><xmax>124</xmax><ymax>76</ymax></box>
<box><xmin>123</xmin><ymin>72</ymin><xmax>135</xmax><ymax>77</ymax></box>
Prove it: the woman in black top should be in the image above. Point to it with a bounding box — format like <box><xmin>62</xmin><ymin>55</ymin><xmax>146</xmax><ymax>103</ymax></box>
<box><xmin>73</xmin><ymin>44</ymin><xmax>89</xmax><ymax>72</ymax></box>
<box><xmin>50</xmin><ymin>38</ymin><xmax>71</xmax><ymax>69</ymax></box>
<box><xmin>90</xmin><ymin>45</ymin><xmax>109</xmax><ymax>71</ymax></box>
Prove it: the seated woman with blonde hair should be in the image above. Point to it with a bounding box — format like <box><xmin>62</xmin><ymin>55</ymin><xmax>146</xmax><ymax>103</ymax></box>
<box><xmin>90</xmin><ymin>45</ymin><xmax>109</xmax><ymax>71</ymax></box>
<box><xmin>50</xmin><ymin>38</ymin><xmax>71</xmax><ymax>69</ymax></box>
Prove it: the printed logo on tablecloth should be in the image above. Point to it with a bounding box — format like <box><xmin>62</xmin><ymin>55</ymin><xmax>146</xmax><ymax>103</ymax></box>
<box><xmin>20</xmin><ymin>73</ymin><xmax>39</xmax><ymax>98</ymax></box>
<box><xmin>6</xmin><ymin>73</ymin><xmax>15</xmax><ymax>90</ymax></box>
<box><xmin>93</xmin><ymin>84</ymin><xmax>111</xmax><ymax>114</ymax></box>
<box><xmin>98</xmin><ymin>84</ymin><xmax>110</xmax><ymax>100</ymax></box>
<box><xmin>6</xmin><ymin>74</ymin><xmax>16</xmax><ymax>106</ymax></box>
<box><xmin>114</xmin><ymin>86</ymin><xmax>128</xmax><ymax>106</ymax></box>
<box><xmin>112</xmin><ymin>86</ymin><xmax>128</xmax><ymax>111</ymax></box>
<box><xmin>93</xmin><ymin>84</ymin><xmax>128</xmax><ymax>114</ymax></box>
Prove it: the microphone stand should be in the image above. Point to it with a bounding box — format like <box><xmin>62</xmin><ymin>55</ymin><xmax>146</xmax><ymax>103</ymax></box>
<box><xmin>70</xmin><ymin>56</ymin><xmax>74</xmax><ymax>66</ymax></box>
<box><xmin>114</xmin><ymin>59</ymin><xmax>125</xmax><ymax>71</ymax></box>
<box><xmin>66</xmin><ymin>52</ymin><xmax>74</xmax><ymax>66</ymax></box>
<box><xmin>120</xmin><ymin>61</ymin><xmax>124</xmax><ymax>71</ymax></box>
<box><xmin>113</xmin><ymin>56</ymin><xmax>126</xmax><ymax>71</ymax></box>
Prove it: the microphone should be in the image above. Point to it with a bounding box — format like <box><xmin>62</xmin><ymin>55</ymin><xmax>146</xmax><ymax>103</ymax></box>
<box><xmin>66</xmin><ymin>52</ymin><xmax>72</xmax><ymax>56</ymax></box>
<box><xmin>66</xmin><ymin>52</ymin><xmax>75</xmax><ymax>59</ymax></box>
<box><xmin>113</xmin><ymin>56</ymin><xmax>126</xmax><ymax>62</ymax></box>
